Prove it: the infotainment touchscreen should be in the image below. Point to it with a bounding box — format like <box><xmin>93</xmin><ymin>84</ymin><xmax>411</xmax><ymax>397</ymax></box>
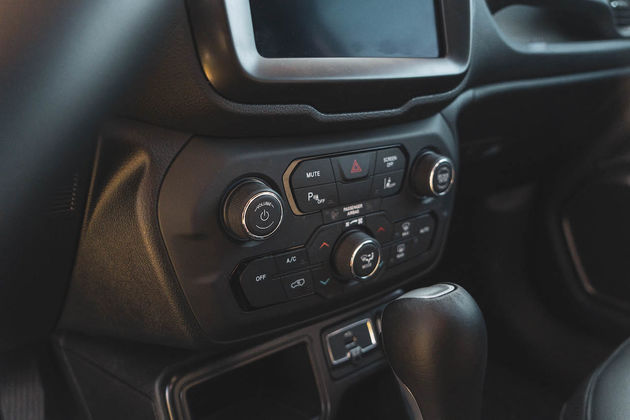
<box><xmin>250</xmin><ymin>0</ymin><xmax>441</xmax><ymax>59</ymax></box>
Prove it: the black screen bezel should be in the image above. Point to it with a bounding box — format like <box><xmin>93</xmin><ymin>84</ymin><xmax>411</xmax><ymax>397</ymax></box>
<box><xmin>187</xmin><ymin>0</ymin><xmax>470</xmax><ymax>112</ymax></box>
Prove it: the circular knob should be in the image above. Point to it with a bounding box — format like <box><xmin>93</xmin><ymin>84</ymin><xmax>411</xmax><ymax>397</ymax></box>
<box><xmin>222</xmin><ymin>179</ymin><xmax>284</xmax><ymax>241</ymax></box>
<box><xmin>333</xmin><ymin>230</ymin><xmax>381</xmax><ymax>281</ymax></box>
<box><xmin>411</xmin><ymin>151</ymin><xmax>455</xmax><ymax>197</ymax></box>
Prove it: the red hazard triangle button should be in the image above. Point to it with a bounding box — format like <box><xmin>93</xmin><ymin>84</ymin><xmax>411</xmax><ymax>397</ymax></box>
<box><xmin>334</xmin><ymin>152</ymin><xmax>373</xmax><ymax>181</ymax></box>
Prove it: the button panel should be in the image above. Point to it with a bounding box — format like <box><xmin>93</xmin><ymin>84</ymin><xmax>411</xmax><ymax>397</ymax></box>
<box><xmin>289</xmin><ymin>147</ymin><xmax>407</xmax><ymax>214</ymax></box>
<box><xmin>232</xmin><ymin>146</ymin><xmax>450</xmax><ymax>310</ymax></box>
<box><xmin>389</xmin><ymin>213</ymin><xmax>437</xmax><ymax>266</ymax></box>
<box><xmin>236</xmin><ymin>211</ymin><xmax>438</xmax><ymax>309</ymax></box>
<box><xmin>159</xmin><ymin>122</ymin><xmax>459</xmax><ymax>341</ymax></box>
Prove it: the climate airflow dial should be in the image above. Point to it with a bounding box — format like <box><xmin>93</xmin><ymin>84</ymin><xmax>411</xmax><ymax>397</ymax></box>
<box><xmin>333</xmin><ymin>230</ymin><xmax>382</xmax><ymax>281</ymax></box>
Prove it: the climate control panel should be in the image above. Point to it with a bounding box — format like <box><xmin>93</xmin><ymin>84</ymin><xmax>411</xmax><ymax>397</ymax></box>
<box><xmin>234</xmin><ymin>206</ymin><xmax>439</xmax><ymax>308</ymax></box>
<box><xmin>158</xmin><ymin>117</ymin><xmax>457</xmax><ymax>342</ymax></box>
<box><xmin>229</xmin><ymin>145</ymin><xmax>452</xmax><ymax>309</ymax></box>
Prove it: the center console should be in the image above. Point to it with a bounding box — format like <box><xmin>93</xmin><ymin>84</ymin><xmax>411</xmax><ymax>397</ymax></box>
<box><xmin>225</xmin><ymin>146</ymin><xmax>454</xmax><ymax>309</ymax></box>
<box><xmin>158</xmin><ymin>116</ymin><xmax>457</xmax><ymax>343</ymax></box>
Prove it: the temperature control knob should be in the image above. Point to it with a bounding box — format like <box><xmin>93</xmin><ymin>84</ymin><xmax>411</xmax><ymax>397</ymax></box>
<box><xmin>411</xmin><ymin>151</ymin><xmax>455</xmax><ymax>197</ymax></box>
<box><xmin>333</xmin><ymin>230</ymin><xmax>381</xmax><ymax>281</ymax></box>
<box><xmin>222</xmin><ymin>179</ymin><xmax>284</xmax><ymax>241</ymax></box>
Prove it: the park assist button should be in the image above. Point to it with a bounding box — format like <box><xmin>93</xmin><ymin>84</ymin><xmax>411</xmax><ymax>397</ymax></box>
<box><xmin>332</xmin><ymin>152</ymin><xmax>375</xmax><ymax>182</ymax></box>
<box><xmin>294</xmin><ymin>183</ymin><xmax>338</xmax><ymax>213</ymax></box>
<box><xmin>375</xmin><ymin>148</ymin><xmax>406</xmax><ymax>174</ymax></box>
<box><xmin>291</xmin><ymin>158</ymin><xmax>335</xmax><ymax>189</ymax></box>
<box><xmin>239</xmin><ymin>257</ymin><xmax>286</xmax><ymax>308</ymax></box>
<box><xmin>243</xmin><ymin>192</ymin><xmax>284</xmax><ymax>239</ymax></box>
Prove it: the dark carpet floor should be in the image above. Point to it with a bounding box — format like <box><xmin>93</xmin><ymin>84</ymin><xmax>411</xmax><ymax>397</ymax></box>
<box><xmin>483</xmin><ymin>361</ymin><xmax>565</xmax><ymax>420</ymax></box>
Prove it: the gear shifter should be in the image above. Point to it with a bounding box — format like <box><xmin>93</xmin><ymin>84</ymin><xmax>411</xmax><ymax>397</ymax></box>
<box><xmin>381</xmin><ymin>284</ymin><xmax>487</xmax><ymax>420</ymax></box>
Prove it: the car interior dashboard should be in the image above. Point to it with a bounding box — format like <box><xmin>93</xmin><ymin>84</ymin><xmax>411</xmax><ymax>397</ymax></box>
<box><xmin>3</xmin><ymin>0</ymin><xmax>630</xmax><ymax>419</ymax></box>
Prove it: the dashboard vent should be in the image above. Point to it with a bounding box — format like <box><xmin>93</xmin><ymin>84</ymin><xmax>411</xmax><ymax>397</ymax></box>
<box><xmin>610</xmin><ymin>0</ymin><xmax>630</xmax><ymax>28</ymax></box>
<box><xmin>46</xmin><ymin>173</ymin><xmax>80</xmax><ymax>216</ymax></box>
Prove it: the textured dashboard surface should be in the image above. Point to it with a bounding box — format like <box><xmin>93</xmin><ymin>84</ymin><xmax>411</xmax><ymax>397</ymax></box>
<box><xmin>59</xmin><ymin>121</ymin><xmax>202</xmax><ymax>347</ymax></box>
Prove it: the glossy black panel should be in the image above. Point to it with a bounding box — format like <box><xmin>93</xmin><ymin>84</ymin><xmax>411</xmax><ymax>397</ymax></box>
<box><xmin>250</xmin><ymin>0</ymin><xmax>440</xmax><ymax>58</ymax></box>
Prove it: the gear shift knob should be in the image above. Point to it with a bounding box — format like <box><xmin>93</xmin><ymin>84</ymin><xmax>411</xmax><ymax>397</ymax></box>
<box><xmin>381</xmin><ymin>284</ymin><xmax>487</xmax><ymax>420</ymax></box>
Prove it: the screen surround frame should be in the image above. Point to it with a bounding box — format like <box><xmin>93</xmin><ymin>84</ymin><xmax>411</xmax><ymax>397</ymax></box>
<box><xmin>188</xmin><ymin>0</ymin><xmax>472</xmax><ymax>112</ymax></box>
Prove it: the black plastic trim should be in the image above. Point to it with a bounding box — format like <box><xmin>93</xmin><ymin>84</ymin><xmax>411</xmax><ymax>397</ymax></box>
<box><xmin>186</xmin><ymin>0</ymin><xmax>471</xmax><ymax>112</ymax></box>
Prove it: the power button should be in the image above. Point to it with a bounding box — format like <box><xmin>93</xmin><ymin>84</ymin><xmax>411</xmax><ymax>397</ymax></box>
<box><xmin>244</xmin><ymin>192</ymin><xmax>283</xmax><ymax>238</ymax></box>
<box><xmin>223</xmin><ymin>179</ymin><xmax>284</xmax><ymax>240</ymax></box>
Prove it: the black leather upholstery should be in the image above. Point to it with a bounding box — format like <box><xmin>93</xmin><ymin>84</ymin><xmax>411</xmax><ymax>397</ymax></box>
<box><xmin>562</xmin><ymin>338</ymin><xmax>630</xmax><ymax>420</ymax></box>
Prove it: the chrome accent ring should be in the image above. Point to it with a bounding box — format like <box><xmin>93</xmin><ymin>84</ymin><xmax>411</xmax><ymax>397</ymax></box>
<box><xmin>325</xmin><ymin>318</ymin><xmax>378</xmax><ymax>366</ymax></box>
<box><xmin>428</xmin><ymin>156</ymin><xmax>454</xmax><ymax>196</ymax></box>
<box><xmin>240</xmin><ymin>190</ymin><xmax>283</xmax><ymax>240</ymax></box>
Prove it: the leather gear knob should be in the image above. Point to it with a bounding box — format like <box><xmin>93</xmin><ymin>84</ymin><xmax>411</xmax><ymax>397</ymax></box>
<box><xmin>381</xmin><ymin>284</ymin><xmax>487</xmax><ymax>420</ymax></box>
